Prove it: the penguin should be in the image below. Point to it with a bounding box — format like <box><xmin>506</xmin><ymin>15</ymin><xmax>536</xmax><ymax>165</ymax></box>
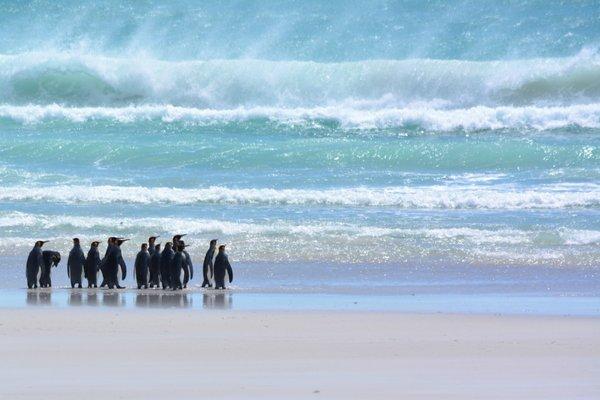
<box><xmin>134</xmin><ymin>243</ymin><xmax>151</xmax><ymax>289</ymax></box>
<box><xmin>148</xmin><ymin>236</ymin><xmax>159</xmax><ymax>256</ymax></box>
<box><xmin>202</xmin><ymin>239</ymin><xmax>217</xmax><ymax>288</ymax></box>
<box><xmin>26</xmin><ymin>241</ymin><xmax>47</xmax><ymax>289</ymax></box>
<box><xmin>172</xmin><ymin>234</ymin><xmax>185</xmax><ymax>248</ymax></box>
<box><xmin>99</xmin><ymin>237</ymin><xmax>117</xmax><ymax>288</ymax></box>
<box><xmin>111</xmin><ymin>238</ymin><xmax>128</xmax><ymax>289</ymax></box>
<box><xmin>178</xmin><ymin>240</ymin><xmax>193</xmax><ymax>288</ymax></box>
<box><xmin>40</xmin><ymin>250</ymin><xmax>61</xmax><ymax>288</ymax></box>
<box><xmin>67</xmin><ymin>238</ymin><xmax>86</xmax><ymax>288</ymax></box>
<box><xmin>84</xmin><ymin>241</ymin><xmax>101</xmax><ymax>288</ymax></box>
<box><xmin>149</xmin><ymin>243</ymin><xmax>162</xmax><ymax>288</ymax></box>
<box><xmin>170</xmin><ymin>243</ymin><xmax>190</xmax><ymax>290</ymax></box>
<box><xmin>160</xmin><ymin>242</ymin><xmax>174</xmax><ymax>290</ymax></box>
<box><xmin>213</xmin><ymin>244</ymin><xmax>233</xmax><ymax>290</ymax></box>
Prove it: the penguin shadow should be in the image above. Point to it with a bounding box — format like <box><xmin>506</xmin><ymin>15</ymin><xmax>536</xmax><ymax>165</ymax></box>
<box><xmin>202</xmin><ymin>292</ymin><xmax>232</xmax><ymax>310</ymax></box>
<box><xmin>102</xmin><ymin>291</ymin><xmax>125</xmax><ymax>307</ymax></box>
<box><xmin>68</xmin><ymin>291</ymin><xmax>84</xmax><ymax>307</ymax></box>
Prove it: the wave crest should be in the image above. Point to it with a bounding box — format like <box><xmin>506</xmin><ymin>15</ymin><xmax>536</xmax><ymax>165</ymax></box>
<box><xmin>2</xmin><ymin>103</ymin><xmax>600</xmax><ymax>131</ymax></box>
<box><xmin>2</xmin><ymin>51</ymin><xmax>600</xmax><ymax>108</ymax></box>
<box><xmin>1</xmin><ymin>184</ymin><xmax>598</xmax><ymax>209</ymax></box>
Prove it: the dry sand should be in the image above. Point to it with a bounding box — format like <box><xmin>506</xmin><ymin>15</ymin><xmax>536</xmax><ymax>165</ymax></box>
<box><xmin>0</xmin><ymin>309</ymin><xmax>598</xmax><ymax>399</ymax></box>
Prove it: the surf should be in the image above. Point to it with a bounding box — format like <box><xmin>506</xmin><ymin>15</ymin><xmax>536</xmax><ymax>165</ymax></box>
<box><xmin>1</xmin><ymin>51</ymin><xmax>600</xmax><ymax>109</ymax></box>
<box><xmin>0</xmin><ymin>184</ymin><xmax>598</xmax><ymax>209</ymax></box>
<box><xmin>1</xmin><ymin>103</ymin><xmax>600</xmax><ymax>131</ymax></box>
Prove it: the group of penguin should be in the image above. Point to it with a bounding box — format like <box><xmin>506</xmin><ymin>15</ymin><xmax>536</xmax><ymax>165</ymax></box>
<box><xmin>25</xmin><ymin>235</ymin><xmax>233</xmax><ymax>291</ymax></box>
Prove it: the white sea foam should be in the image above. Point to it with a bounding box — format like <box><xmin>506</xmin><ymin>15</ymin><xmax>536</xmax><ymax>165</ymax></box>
<box><xmin>560</xmin><ymin>229</ymin><xmax>600</xmax><ymax>245</ymax></box>
<box><xmin>0</xmin><ymin>184</ymin><xmax>598</xmax><ymax>209</ymax></box>
<box><xmin>0</xmin><ymin>212</ymin><xmax>597</xmax><ymax>247</ymax></box>
<box><xmin>1</xmin><ymin>103</ymin><xmax>600</xmax><ymax>131</ymax></box>
<box><xmin>2</xmin><ymin>51</ymin><xmax>600</xmax><ymax>108</ymax></box>
<box><xmin>1</xmin><ymin>211</ymin><xmax>597</xmax><ymax>266</ymax></box>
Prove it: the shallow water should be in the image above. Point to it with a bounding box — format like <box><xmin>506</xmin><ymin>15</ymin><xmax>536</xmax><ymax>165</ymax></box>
<box><xmin>1</xmin><ymin>289</ymin><xmax>597</xmax><ymax>316</ymax></box>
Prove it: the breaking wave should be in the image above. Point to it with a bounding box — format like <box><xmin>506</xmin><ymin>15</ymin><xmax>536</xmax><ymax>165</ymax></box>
<box><xmin>2</xmin><ymin>103</ymin><xmax>600</xmax><ymax>131</ymax></box>
<box><xmin>1</xmin><ymin>50</ymin><xmax>600</xmax><ymax>109</ymax></box>
<box><xmin>1</xmin><ymin>184</ymin><xmax>598</xmax><ymax>209</ymax></box>
<box><xmin>1</xmin><ymin>211</ymin><xmax>598</xmax><ymax>245</ymax></box>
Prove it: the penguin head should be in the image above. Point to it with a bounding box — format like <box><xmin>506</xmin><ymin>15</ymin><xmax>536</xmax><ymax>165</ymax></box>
<box><xmin>72</xmin><ymin>238</ymin><xmax>80</xmax><ymax>246</ymax></box>
<box><xmin>177</xmin><ymin>242</ymin><xmax>189</xmax><ymax>252</ymax></box>
<box><xmin>141</xmin><ymin>243</ymin><xmax>148</xmax><ymax>251</ymax></box>
<box><xmin>91</xmin><ymin>241</ymin><xmax>100</xmax><ymax>247</ymax></box>
<box><xmin>218</xmin><ymin>244</ymin><xmax>226</xmax><ymax>252</ymax></box>
<box><xmin>148</xmin><ymin>236</ymin><xmax>159</xmax><ymax>242</ymax></box>
<box><xmin>155</xmin><ymin>243</ymin><xmax>161</xmax><ymax>250</ymax></box>
<box><xmin>210</xmin><ymin>239</ymin><xmax>218</xmax><ymax>246</ymax></box>
<box><xmin>52</xmin><ymin>253</ymin><xmax>61</xmax><ymax>264</ymax></box>
<box><xmin>35</xmin><ymin>240</ymin><xmax>48</xmax><ymax>247</ymax></box>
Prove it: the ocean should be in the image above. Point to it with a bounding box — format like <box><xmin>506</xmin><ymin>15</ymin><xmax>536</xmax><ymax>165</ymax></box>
<box><xmin>0</xmin><ymin>1</ymin><xmax>598</xmax><ymax>311</ymax></box>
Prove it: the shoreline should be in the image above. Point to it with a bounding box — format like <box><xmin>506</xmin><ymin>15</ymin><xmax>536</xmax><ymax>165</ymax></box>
<box><xmin>1</xmin><ymin>308</ymin><xmax>599</xmax><ymax>399</ymax></box>
<box><xmin>0</xmin><ymin>287</ymin><xmax>598</xmax><ymax>316</ymax></box>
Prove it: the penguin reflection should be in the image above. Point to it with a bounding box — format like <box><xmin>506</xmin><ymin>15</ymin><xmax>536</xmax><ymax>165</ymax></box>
<box><xmin>38</xmin><ymin>290</ymin><xmax>52</xmax><ymax>305</ymax></box>
<box><xmin>68</xmin><ymin>291</ymin><xmax>84</xmax><ymax>306</ymax></box>
<box><xmin>159</xmin><ymin>292</ymin><xmax>191</xmax><ymax>308</ymax></box>
<box><xmin>85</xmin><ymin>291</ymin><xmax>100</xmax><ymax>306</ymax></box>
<box><xmin>135</xmin><ymin>293</ymin><xmax>150</xmax><ymax>308</ymax></box>
<box><xmin>26</xmin><ymin>291</ymin><xmax>38</xmax><ymax>305</ymax></box>
<box><xmin>148</xmin><ymin>291</ymin><xmax>161</xmax><ymax>307</ymax></box>
<box><xmin>26</xmin><ymin>290</ymin><xmax>53</xmax><ymax>306</ymax></box>
<box><xmin>203</xmin><ymin>292</ymin><xmax>232</xmax><ymax>309</ymax></box>
<box><xmin>102</xmin><ymin>291</ymin><xmax>125</xmax><ymax>307</ymax></box>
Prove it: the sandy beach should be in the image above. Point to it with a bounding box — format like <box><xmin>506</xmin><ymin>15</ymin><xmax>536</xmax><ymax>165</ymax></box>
<box><xmin>0</xmin><ymin>308</ymin><xmax>598</xmax><ymax>399</ymax></box>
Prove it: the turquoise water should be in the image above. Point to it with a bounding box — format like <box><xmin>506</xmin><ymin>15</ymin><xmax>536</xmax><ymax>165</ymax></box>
<box><xmin>0</xmin><ymin>1</ymin><xmax>598</xmax><ymax>291</ymax></box>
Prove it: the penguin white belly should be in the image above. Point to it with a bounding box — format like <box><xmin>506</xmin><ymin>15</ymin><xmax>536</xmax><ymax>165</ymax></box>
<box><xmin>37</xmin><ymin>268</ymin><xmax>42</xmax><ymax>281</ymax></box>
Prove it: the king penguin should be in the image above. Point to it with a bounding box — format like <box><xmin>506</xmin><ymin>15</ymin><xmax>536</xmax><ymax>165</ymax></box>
<box><xmin>26</xmin><ymin>240</ymin><xmax>47</xmax><ymax>289</ymax></box>
<box><xmin>67</xmin><ymin>238</ymin><xmax>86</xmax><ymax>288</ymax></box>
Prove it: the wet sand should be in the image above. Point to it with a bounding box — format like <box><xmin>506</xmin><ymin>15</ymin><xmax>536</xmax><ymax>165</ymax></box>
<box><xmin>0</xmin><ymin>308</ymin><xmax>598</xmax><ymax>399</ymax></box>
